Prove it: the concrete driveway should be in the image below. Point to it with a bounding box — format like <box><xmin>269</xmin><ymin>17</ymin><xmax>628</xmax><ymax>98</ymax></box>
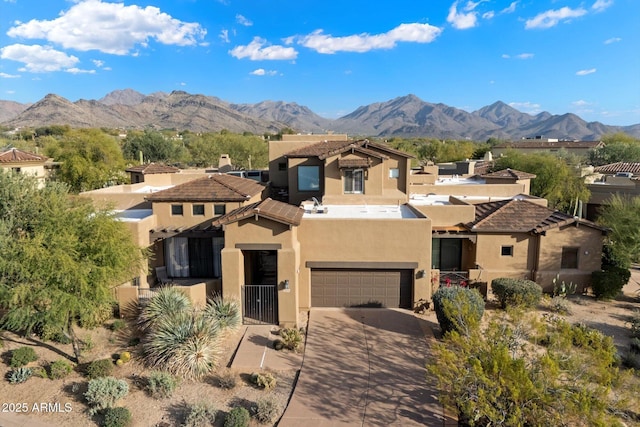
<box><xmin>279</xmin><ymin>308</ymin><xmax>455</xmax><ymax>426</ymax></box>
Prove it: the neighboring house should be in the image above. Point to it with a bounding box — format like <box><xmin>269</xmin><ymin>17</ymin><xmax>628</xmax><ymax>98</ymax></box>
<box><xmin>585</xmin><ymin>162</ymin><xmax>640</xmax><ymax>220</ymax></box>
<box><xmin>0</xmin><ymin>147</ymin><xmax>52</xmax><ymax>187</ymax></box>
<box><xmin>84</xmin><ymin>135</ymin><xmax>606</xmax><ymax>328</ymax></box>
<box><xmin>492</xmin><ymin>139</ymin><xmax>604</xmax><ymax>158</ymax></box>
<box><xmin>126</xmin><ymin>163</ymin><xmax>181</xmax><ymax>184</ymax></box>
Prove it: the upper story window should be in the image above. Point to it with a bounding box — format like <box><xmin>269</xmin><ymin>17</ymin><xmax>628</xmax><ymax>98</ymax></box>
<box><xmin>501</xmin><ymin>245</ymin><xmax>513</xmax><ymax>256</ymax></box>
<box><xmin>278</xmin><ymin>162</ymin><xmax>287</xmax><ymax>171</ymax></box>
<box><xmin>344</xmin><ymin>169</ymin><xmax>364</xmax><ymax>194</ymax></box>
<box><xmin>389</xmin><ymin>168</ymin><xmax>399</xmax><ymax>179</ymax></box>
<box><xmin>171</xmin><ymin>204</ymin><xmax>184</xmax><ymax>216</ymax></box>
<box><xmin>214</xmin><ymin>204</ymin><xmax>226</xmax><ymax>216</ymax></box>
<box><xmin>192</xmin><ymin>204</ymin><xmax>205</xmax><ymax>216</ymax></box>
<box><xmin>561</xmin><ymin>247</ymin><xmax>579</xmax><ymax>269</ymax></box>
<box><xmin>298</xmin><ymin>166</ymin><xmax>320</xmax><ymax>191</ymax></box>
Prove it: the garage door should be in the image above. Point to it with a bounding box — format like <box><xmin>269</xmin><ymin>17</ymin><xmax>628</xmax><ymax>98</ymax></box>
<box><xmin>311</xmin><ymin>269</ymin><xmax>412</xmax><ymax>308</ymax></box>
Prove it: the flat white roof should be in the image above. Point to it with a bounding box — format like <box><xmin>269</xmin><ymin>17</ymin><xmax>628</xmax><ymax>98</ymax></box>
<box><xmin>132</xmin><ymin>185</ymin><xmax>173</xmax><ymax>193</ymax></box>
<box><xmin>409</xmin><ymin>194</ymin><xmax>528</xmax><ymax>206</ymax></box>
<box><xmin>115</xmin><ymin>209</ymin><xmax>153</xmax><ymax>222</ymax></box>
<box><xmin>434</xmin><ymin>177</ymin><xmax>485</xmax><ymax>185</ymax></box>
<box><xmin>302</xmin><ymin>204</ymin><xmax>418</xmax><ymax>219</ymax></box>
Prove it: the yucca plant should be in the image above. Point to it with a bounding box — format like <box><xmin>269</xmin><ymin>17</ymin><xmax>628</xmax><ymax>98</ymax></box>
<box><xmin>203</xmin><ymin>295</ymin><xmax>241</xmax><ymax>332</ymax></box>
<box><xmin>137</xmin><ymin>287</ymin><xmax>192</xmax><ymax>331</ymax></box>
<box><xmin>141</xmin><ymin>312</ymin><xmax>221</xmax><ymax>380</ymax></box>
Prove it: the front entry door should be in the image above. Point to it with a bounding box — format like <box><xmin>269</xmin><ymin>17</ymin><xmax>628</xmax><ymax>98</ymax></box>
<box><xmin>242</xmin><ymin>250</ymin><xmax>278</xmax><ymax>324</ymax></box>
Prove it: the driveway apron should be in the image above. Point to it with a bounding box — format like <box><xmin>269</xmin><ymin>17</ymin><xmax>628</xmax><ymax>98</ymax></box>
<box><xmin>279</xmin><ymin>308</ymin><xmax>451</xmax><ymax>426</ymax></box>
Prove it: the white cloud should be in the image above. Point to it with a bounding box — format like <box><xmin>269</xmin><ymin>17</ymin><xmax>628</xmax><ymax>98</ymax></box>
<box><xmin>236</xmin><ymin>14</ymin><xmax>253</xmax><ymax>26</ymax></box>
<box><xmin>592</xmin><ymin>0</ymin><xmax>614</xmax><ymax>12</ymax></box>
<box><xmin>525</xmin><ymin>7</ymin><xmax>587</xmax><ymax>29</ymax></box>
<box><xmin>509</xmin><ymin>101</ymin><xmax>542</xmax><ymax>114</ymax></box>
<box><xmin>298</xmin><ymin>23</ymin><xmax>442</xmax><ymax>54</ymax></box>
<box><xmin>572</xmin><ymin>100</ymin><xmax>593</xmax><ymax>107</ymax></box>
<box><xmin>66</xmin><ymin>68</ymin><xmax>96</xmax><ymax>74</ymax></box>
<box><xmin>576</xmin><ymin>68</ymin><xmax>596</xmax><ymax>76</ymax></box>
<box><xmin>0</xmin><ymin>44</ymin><xmax>79</xmax><ymax>72</ymax></box>
<box><xmin>502</xmin><ymin>53</ymin><xmax>534</xmax><ymax>59</ymax></box>
<box><xmin>482</xmin><ymin>11</ymin><xmax>495</xmax><ymax>19</ymax></box>
<box><xmin>447</xmin><ymin>1</ymin><xmax>478</xmax><ymax>29</ymax></box>
<box><xmin>604</xmin><ymin>37</ymin><xmax>621</xmax><ymax>44</ymax></box>
<box><xmin>501</xmin><ymin>1</ymin><xmax>518</xmax><ymax>14</ymax></box>
<box><xmin>7</xmin><ymin>0</ymin><xmax>206</xmax><ymax>55</ymax></box>
<box><xmin>0</xmin><ymin>72</ymin><xmax>20</xmax><ymax>78</ymax></box>
<box><xmin>92</xmin><ymin>59</ymin><xmax>104</xmax><ymax>67</ymax></box>
<box><xmin>250</xmin><ymin>68</ymin><xmax>277</xmax><ymax>76</ymax></box>
<box><xmin>229</xmin><ymin>37</ymin><xmax>297</xmax><ymax>60</ymax></box>
<box><xmin>220</xmin><ymin>30</ymin><xmax>230</xmax><ymax>43</ymax></box>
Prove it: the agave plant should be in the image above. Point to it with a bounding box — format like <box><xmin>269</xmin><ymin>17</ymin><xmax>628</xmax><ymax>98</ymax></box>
<box><xmin>137</xmin><ymin>287</ymin><xmax>192</xmax><ymax>331</ymax></box>
<box><xmin>203</xmin><ymin>295</ymin><xmax>241</xmax><ymax>332</ymax></box>
<box><xmin>141</xmin><ymin>311</ymin><xmax>221</xmax><ymax>380</ymax></box>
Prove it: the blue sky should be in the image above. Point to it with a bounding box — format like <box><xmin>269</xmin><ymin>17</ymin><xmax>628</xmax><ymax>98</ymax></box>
<box><xmin>0</xmin><ymin>0</ymin><xmax>638</xmax><ymax>125</ymax></box>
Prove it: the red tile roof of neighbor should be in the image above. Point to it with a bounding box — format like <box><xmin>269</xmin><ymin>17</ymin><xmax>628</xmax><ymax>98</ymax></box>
<box><xmin>212</xmin><ymin>198</ymin><xmax>304</xmax><ymax>227</ymax></box>
<box><xmin>481</xmin><ymin>168</ymin><xmax>537</xmax><ymax>180</ymax></box>
<box><xmin>147</xmin><ymin>174</ymin><xmax>264</xmax><ymax>202</ymax></box>
<box><xmin>125</xmin><ymin>163</ymin><xmax>180</xmax><ymax>174</ymax></box>
<box><xmin>465</xmin><ymin>199</ymin><xmax>606</xmax><ymax>233</ymax></box>
<box><xmin>285</xmin><ymin>139</ymin><xmax>413</xmax><ymax>159</ymax></box>
<box><xmin>0</xmin><ymin>148</ymin><xmax>47</xmax><ymax>163</ymax></box>
<box><xmin>593</xmin><ymin>162</ymin><xmax>640</xmax><ymax>175</ymax></box>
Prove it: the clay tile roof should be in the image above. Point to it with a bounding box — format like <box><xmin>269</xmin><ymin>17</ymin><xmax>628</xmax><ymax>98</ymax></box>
<box><xmin>0</xmin><ymin>148</ymin><xmax>46</xmax><ymax>163</ymax></box>
<box><xmin>465</xmin><ymin>199</ymin><xmax>605</xmax><ymax>233</ymax></box>
<box><xmin>593</xmin><ymin>162</ymin><xmax>640</xmax><ymax>175</ymax></box>
<box><xmin>147</xmin><ymin>174</ymin><xmax>264</xmax><ymax>202</ymax></box>
<box><xmin>212</xmin><ymin>198</ymin><xmax>304</xmax><ymax>227</ymax></box>
<box><xmin>285</xmin><ymin>139</ymin><xmax>413</xmax><ymax>160</ymax></box>
<box><xmin>125</xmin><ymin>163</ymin><xmax>180</xmax><ymax>174</ymax></box>
<box><xmin>481</xmin><ymin>168</ymin><xmax>536</xmax><ymax>180</ymax></box>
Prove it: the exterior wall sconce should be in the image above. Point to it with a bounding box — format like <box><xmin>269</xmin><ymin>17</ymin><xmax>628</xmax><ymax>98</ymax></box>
<box><xmin>417</xmin><ymin>270</ymin><xmax>426</xmax><ymax>279</ymax></box>
<box><xmin>283</xmin><ymin>279</ymin><xmax>290</xmax><ymax>290</ymax></box>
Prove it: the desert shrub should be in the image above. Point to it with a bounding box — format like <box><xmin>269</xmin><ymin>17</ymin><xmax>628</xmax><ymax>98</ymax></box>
<box><xmin>432</xmin><ymin>285</ymin><xmax>485</xmax><ymax>335</ymax></box>
<box><xmin>8</xmin><ymin>367</ymin><xmax>33</xmax><ymax>384</ymax></box>
<box><xmin>10</xmin><ymin>346</ymin><xmax>38</xmax><ymax>367</ymax></box>
<box><xmin>272</xmin><ymin>339</ymin><xmax>285</xmax><ymax>351</ymax></box>
<box><xmin>216</xmin><ymin>369</ymin><xmax>237</xmax><ymax>390</ymax></box>
<box><xmin>591</xmin><ymin>266</ymin><xmax>630</xmax><ymax>300</ymax></box>
<box><xmin>224</xmin><ymin>406</ymin><xmax>250</xmax><ymax>427</ymax></box>
<box><xmin>141</xmin><ymin>311</ymin><xmax>221</xmax><ymax>380</ymax></box>
<box><xmin>137</xmin><ymin>287</ymin><xmax>192</xmax><ymax>331</ymax></box>
<box><xmin>110</xmin><ymin>319</ymin><xmax>127</xmax><ymax>332</ymax></box>
<box><xmin>279</xmin><ymin>328</ymin><xmax>303</xmax><ymax>351</ymax></box>
<box><xmin>49</xmin><ymin>359</ymin><xmax>73</xmax><ymax>380</ymax></box>
<box><xmin>254</xmin><ymin>395</ymin><xmax>280</xmax><ymax>424</ymax></box>
<box><xmin>203</xmin><ymin>295</ymin><xmax>241</xmax><ymax>332</ymax></box>
<box><xmin>251</xmin><ymin>372</ymin><xmax>276</xmax><ymax>391</ymax></box>
<box><xmin>631</xmin><ymin>310</ymin><xmax>640</xmax><ymax>339</ymax></box>
<box><xmin>147</xmin><ymin>371</ymin><xmax>178</xmax><ymax>399</ymax></box>
<box><xmin>119</xmin><ymin>351</ymin><xmax>131</xmax><ymax>363</ymax></box>
<box><xmin>102</xmin><ymin>407</ymin><xmax>132</xmax><ymax>427</ymax></box>
<box><xmin>183</xmin><ymin>402</ymin><xmax>217</xmax><ymax>427</ymax></box>
<box><xmin>32</xmin><ymin>366</ymin><xmax>48</xmax><ymax>379</ymax></box>
<box><xmin>548</xmin><ymin>295</ymin><xmax>572</xmax><ymax>315</ymax></box>
<box><xmin>491</xmin><ymin>278</ymin><xmax>542</xmax><ymax>309</ymax></box>
<box><xmin>87</xmin><ymin>358</ymin><xmax>114</xmax><ymax>379</ymax></box>
<box><xmin>85</xmin><ymin>377</ymin><xmax>129</xmax><ymax>415</ymax></box>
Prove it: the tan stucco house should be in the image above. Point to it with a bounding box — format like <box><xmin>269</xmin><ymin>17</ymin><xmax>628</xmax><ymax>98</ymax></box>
<box><xmin>83</xmin><ymin>135</ymin><xmax>606</xmax><ymax>328</ymax></box>
<box><xmin>0</xmin><ymin>147</ymin><xmax>52</xmax><ymax>187</ymax></box>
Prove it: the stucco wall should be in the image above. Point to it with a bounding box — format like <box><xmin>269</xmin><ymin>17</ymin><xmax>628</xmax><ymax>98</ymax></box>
<box><xmin>474</xmin><ymin>233</ymin><xmax>536</xmax><ymax>284</ymax></box>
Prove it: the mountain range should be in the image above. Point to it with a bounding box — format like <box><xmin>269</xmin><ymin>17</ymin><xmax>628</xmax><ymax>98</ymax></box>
<box><xmin>1</xmin><ymin>89</ymin><xmax>638</xmax><ymax>140</ymax></box>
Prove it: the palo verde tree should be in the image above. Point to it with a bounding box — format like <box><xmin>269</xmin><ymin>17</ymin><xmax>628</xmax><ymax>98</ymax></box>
<box><xmin>0</xmin><ymin>171</ymin><xmax>145</xmax><ymax>362</ymax></box>
<box><xmin>597</xmin><ymin>194</ymin><xmax>640</xmax><ymax>269</ymax></box>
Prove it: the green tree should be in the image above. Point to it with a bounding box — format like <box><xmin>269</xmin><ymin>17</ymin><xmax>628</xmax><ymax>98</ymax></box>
<box><xmin>492</xmin><ymin>150</ymin><xmax>589</xmax><ymax>212</ymax></box>
<box><xmin>588</xmin><ymin>132</ymin><xmax>640</xmax><ymax>166</ymax></box>
<box><xmin>122</xmin><ymin>129</ymin><xmax>179</xmax><ymax>163</ymax></box>
<box><xmin>597</xmin><ymin>194</ymin><xmax>640</xmax><ymax>268</ymax></box>
<box><xmin>0</xmin><ymin>171</ymin><xmax>145</xmax><ymax>362</ymax></box>
<box><xmin>43</xmin><ymin>128</ymin><xmax>127</xmax><ymax>192</ymax></box>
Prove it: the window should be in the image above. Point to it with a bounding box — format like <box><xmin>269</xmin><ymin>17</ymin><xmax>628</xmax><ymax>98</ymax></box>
<box><xmin>11</xmin><ymin>167</ymin><xmax>21</xmax><ymax>173</ymax></box>
<box><xmin>389</xmin><ymin>168</ymin><xmax>400</xmax><ymax>179</ymax></box>
<box><xmin>298</xmin><ymin>166</ymin><xmax>320</xmax><ymax>191</ymax></box>
<box><xmin>214</xmin><ymin>205</ymin><xmax>226</xmax><ymax>216</ymax></box>
<box><xmin>192</xmin><ymin>204</ymin><xmax>205</xmax><ymax>216</ymax></box>
<box><xmin>278</xmin><ymin>162</ymin><xmax>287</xmax><ymax>171</ymax></box>
<box><xmin>344</xmin><ymin>169</ymin><xmax>364</xmax><ymax>194</ymax></box>
<box><xmin>171</xmin><ymin>204</ymin><xmax>183</xmax><ymax>216</ymax></box>
<box><xmin>561</xmin><ymin>247</ymin><xmax>579</xmax><ymax>269</ymax></box>
<box><xmin>501</xmin><ymin>245</ymin><xmax>513</xmax><ymax>256</ymax></box>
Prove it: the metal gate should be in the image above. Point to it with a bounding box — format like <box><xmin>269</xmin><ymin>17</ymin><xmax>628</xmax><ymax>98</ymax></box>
<box><xmin>242</xmin><ymin>284</ymin><xmax>278</xmax><ymax>325</ymax></box>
